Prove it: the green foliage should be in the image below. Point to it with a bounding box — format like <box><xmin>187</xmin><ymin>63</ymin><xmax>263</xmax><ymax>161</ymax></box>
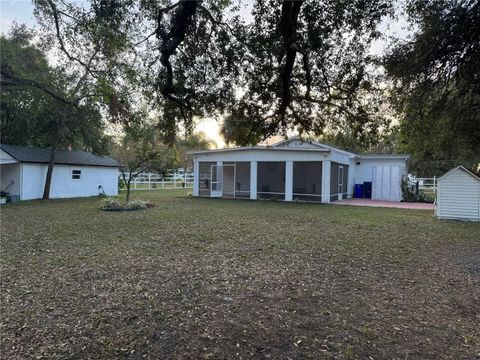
<box><xmin>29</xmin><ymin>0</ymin><xmax>393</xmax><ymax>147</ymax></box>
<box><xmin>126</xmin><ymin>199</ymin><xmax>150</xmax><ymax>210</ymax></box>
<box><xmin>102</xmin><ymin>197</ymin><xmax>122</xmax><ymax>209</ymax></box>
<box><xmin>384</xmin><ymin>0</ymin><xmax>480</xmax><ymax>175</ymax></box>
<box><xmin>401</xmin><ymin>180</ymin><xmax>431</xmax><ymax>203</ymax></box>
<box><xmin>221</xmin><ymin>0</ymin><xmax>393</xmax><ymax>145</ymax></box>
<box><xmin>118</xmin><ymin>177</ymin><xmax>126</xmax><ymax>190</ymax></box>
<box><xmin>0</xmin><ymin>25</ymin><xmax>112</xmax><ymax>155</ymax></box>
<box><xmin>174</xmin><ymin>131</ymin><xmax>215</xmax><ymax>169</ymax></box>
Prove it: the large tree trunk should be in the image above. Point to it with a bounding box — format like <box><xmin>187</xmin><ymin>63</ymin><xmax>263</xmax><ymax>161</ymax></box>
<box><xmin>42</xmin><ymin>144</ymin><xmax>56</xmax><ymax>199</ymax></box>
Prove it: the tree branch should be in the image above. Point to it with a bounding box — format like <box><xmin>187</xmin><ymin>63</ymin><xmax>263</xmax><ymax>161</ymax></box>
<box><xmin>1</xmin><ymin>66</ymin><xmax>79</xmax><ymax>106</ymax></box>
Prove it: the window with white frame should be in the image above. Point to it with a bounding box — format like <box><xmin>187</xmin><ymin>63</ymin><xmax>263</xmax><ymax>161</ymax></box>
<box><xmin>71</xmin><ymin>169</ymin><xmax>82</xmax><ymax>180</ymax></box>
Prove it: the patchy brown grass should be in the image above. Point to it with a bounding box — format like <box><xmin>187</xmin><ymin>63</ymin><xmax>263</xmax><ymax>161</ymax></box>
<box><xmin>1</xmin><ymin>190</ymin><xmax>479</xmax><ymax>359</ymax></box>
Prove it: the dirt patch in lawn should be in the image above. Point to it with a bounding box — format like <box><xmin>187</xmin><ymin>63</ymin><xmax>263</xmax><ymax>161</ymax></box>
<box><xmin>1</xmin><ymin>191</ymin><xmax>479</xmax><ymax>359</ymax></box>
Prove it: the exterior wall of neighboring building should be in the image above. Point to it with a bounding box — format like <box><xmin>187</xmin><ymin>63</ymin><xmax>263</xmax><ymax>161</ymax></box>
<box><xmin>21</xmin><ymin>163</ymin><xmax>119</xmax><ymax>200</ymax></box>
<box><xmin>0</xmin><ymin>163</ymin><xmax>21</xmax><ymax>196</ymax></box>
<box><xmin>437</xmin><ymin>168</ymin><xmax>480</xmax><ymax>221</ymax></box>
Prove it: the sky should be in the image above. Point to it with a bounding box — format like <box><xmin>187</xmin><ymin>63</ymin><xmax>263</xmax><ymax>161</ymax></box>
<box><xmin>1</xmin><ymin>0</ymin><xmax>410</xmax><ymax>148</ymax></box>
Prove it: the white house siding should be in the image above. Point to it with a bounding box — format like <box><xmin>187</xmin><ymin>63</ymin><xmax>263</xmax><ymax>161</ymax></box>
<box><xmin>437</xmin><ymin>169</ymin><xmax>480</xmax><ymax>221</ymax></box>
<box><xmin>0</xmin><ymin>163</ymin><xmax>21</xmax><ymax>196</ymax></box>
<box><xmin>192</xmin><ymin>143</ymin><xmax>408</xmax><ymax>203</ymax></box>
<box><xmin>21</xmin><ymin>163</ymin><xmax>119</xmax><ymax>200</ymax></box>
<box><xmin>194</xmin><ymin>149</ymin><xmax>329</xmax><ymax>163</ymax></box>
<box><xmin>354</xmin><ymin>158</ymin><xmax>407</xmax><ymax>184</ymax></box>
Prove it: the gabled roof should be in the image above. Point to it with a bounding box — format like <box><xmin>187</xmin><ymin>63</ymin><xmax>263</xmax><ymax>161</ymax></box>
<box><xmin>188</xmin><ymin>145</ymin><xmax>330</xmax><ymax>155</ymax></box>
<box><xmin>188</xmin><ymin>136</ymin><xmax>410</xmax><ymax>159</ymax></box>
<box><xmin>266</xmin><ymin>137</ymin><xmax>410</xmax><ymax>159</ymax></box>
<box><xmin>0</xmin><ymin>144</ymin><xmax>121</xmax><ymax>168</ymax></box>
<box><xmin>271</xmin><ymin>137</ymin><xmax>355</xmax><ymax>156</ymax></box>
<box><xmin>438</xmin><ymin>165</ymin><xmax>480</xmax><ymax>182</ymax></box>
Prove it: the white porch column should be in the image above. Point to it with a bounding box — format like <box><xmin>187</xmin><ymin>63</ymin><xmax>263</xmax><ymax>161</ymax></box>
<box><xmin>216</xmin><ymin>160</ymin><xmax>223</xmax><ymax>192</ymax></box>
<box><xmin>321</xmin><ymin>160</ymin><xmax>331</xmax><ymax>203</ymax></box>
<box><xmin>193</xmin><ymin>158</ymin><xmax>199</xmax><ymax>196</ymax></box>
<box><xmin>347</xmin><ymin>160</ymin><xmax>355</xmax><ymax>198</ymax></box>
<box><xmin>285</xmin><ymin>161</ymin><xmax>293</xmax><ymax>201</ymax></box>
<box><xmin>250</xmin><ymin>161</ymin><xmax>257</xmax><ymax>200</ymax></box>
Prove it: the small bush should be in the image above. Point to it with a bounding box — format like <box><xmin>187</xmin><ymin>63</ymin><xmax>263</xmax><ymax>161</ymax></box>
<box><xmin>401</xmin><ymin>180</ymin><xmax>433</xmax><ymax>203</ymax></box>
<box><xmin>102</xmin><ymin>197</ymin><xmax>123</xmax><ymax>209</ymax></box>
<box><xmin>118</xmin><ymin>178</ymin><xmax>126</xmax><ymax>189</ymax></box>
<box><xmin>126</xmin><ymin>199</ymin><xmax>149</xmax><ymax>210</ymax></box>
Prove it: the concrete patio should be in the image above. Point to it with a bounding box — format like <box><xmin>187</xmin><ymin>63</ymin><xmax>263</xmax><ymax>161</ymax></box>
<box><xmin>334</xmin><ymin>198</ymin><xmax>436</xmax><ymax>210</ymax></box>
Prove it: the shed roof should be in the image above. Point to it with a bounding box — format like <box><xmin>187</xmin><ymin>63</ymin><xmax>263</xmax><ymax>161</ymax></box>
<box><xmin>438</xmin><ymin>165</ymin><xmax>480</xmax><ymax>182</ymax></box>
<box><xmin>0</xmin><ymin>144</ymin><xmax>121</xmax><ymax>168</ymax></box>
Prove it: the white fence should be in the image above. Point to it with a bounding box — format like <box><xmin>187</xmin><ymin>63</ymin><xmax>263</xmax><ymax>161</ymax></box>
<box><xmin>121</xmin><ymin>171</ymin><xmax>194</xmax><ymax>190</ymax></box>
<box><xmin>408</xmin><ymin>176</ymin><xmax>437</xmax><ymax>193</ymax></box>
<box><xmin>417</xmin><ymin>177</ymin><xmax>437</xmax><ymax>193</ymax></box>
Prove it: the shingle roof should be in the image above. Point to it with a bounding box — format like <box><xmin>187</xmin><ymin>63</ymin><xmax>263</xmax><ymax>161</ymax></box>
<box><xmin>0</xmin><ymin>144</ymin><xmax>121</xmax><ymax>167</ymax></box>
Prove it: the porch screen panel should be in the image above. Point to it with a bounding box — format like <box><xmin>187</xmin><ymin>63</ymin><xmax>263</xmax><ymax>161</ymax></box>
<box><xmin>199</xmin><ymin>162</ymin><xmax>215</xmax><ymax>196</ymax></box>
<box><xmin>330</xmin><ymin>163</ymin><xmax>339</xmax><ymax>202</ymax></box>
<box><xmin>257</xmin><ymin>162</ymin><xmax>286</xmax><ymax>200</ymax></box>
<box><xmin>235</xmin><ymin>162</ymin><xmax>250</xmax><ymax>198</ymax></box>
<box><xmin>330</xmin><ymin>162</ymin><xmax>349</xmax><ymax>201</ymax></box>
<box><xmin>341</xmin><ymin>165</ymin><xmax>349</xmax><ymax>199</ymax></box>
<box><xmin>293</xmin><ymin>161</ymin><xmax>322</xmax><ymax>202</ymax></box>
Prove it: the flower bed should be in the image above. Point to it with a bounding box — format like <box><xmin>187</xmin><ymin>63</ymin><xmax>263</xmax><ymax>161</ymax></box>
<box><xmin>100</xmin><ymin>198</ymin><xmax>154</xmax><ymax>211</ymax></box>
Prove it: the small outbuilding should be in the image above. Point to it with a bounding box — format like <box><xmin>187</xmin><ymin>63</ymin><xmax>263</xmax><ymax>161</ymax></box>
<box><xmin>189</xmin><ymin>138</ymin><xmax>409</xmax><ymax>203</ymax></box>
<box><xmin>436</xmin><ymin>166</ymin><xmax>480</xmax><ymax>221</ymax></box>
<box><xmin>0</xmin><ymin>144</ymin><xmax>121</xmax><ymax>201</ymax></box>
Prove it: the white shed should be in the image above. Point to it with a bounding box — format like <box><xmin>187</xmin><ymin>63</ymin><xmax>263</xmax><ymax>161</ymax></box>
<box><xmin>436</xmin><ymin>166</ymin><xmax>480</xmax><ymax>221</ymax></box>
<box><xmin>0</xmin><ymin>144</ymin><xmax>121</xmax><ymax>201</ymax></box>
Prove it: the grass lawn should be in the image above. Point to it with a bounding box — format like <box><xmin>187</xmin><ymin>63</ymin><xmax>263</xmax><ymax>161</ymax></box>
<box><xmin>1</xmin><ymin>190</ymin><xmax>479</xmax><ymax>359</ymax></box>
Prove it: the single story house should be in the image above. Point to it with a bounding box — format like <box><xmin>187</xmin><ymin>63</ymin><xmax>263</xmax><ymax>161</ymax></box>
<box><xmin>190</xmin><ymin>138</ymin><xmax>409</xmax><ymax>203</ymax></box>
<box><xmin>436</xmin><ymin>166</ymin><xmax>480</xmax><ymax>221</ymax></box>
<box><xmin>0</xmin><ymin>144</ymin><xmax>121</xmax><ymax>201</ymax></box>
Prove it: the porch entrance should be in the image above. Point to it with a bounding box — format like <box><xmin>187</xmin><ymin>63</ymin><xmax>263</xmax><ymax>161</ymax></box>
<box><xmin>208</xmin><ymin>162</ymin><xmax>251</xmax><ymax>199</ymax></box>
<box><xmin>222</xmin><ymin>164</ymin><xmax>235</xmax><ymax>198</ymax></box>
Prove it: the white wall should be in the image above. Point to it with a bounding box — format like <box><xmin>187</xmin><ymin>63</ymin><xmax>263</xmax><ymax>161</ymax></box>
<box><xmin>437</xmin><ymin>169</ymin><xmax>479</xmax><ymax>221</ymax></box>
<box><xmin>0</xmin><ymin>163</ymin><xmax>21</xmax><ymax>196</ymax></box>
<box><xmin>193</xmin><ymin>148</ymin><xmax>354</xmax><ymax>165</ymax></box>
<box><xmin>21</xmin><ymin>163</ymin><xmax>119</xmax><ymax>200</ymax></box>
<box><xmin>0</xmin><ymin>149</ymin><xmax>17</xmax><ymax>163</ymax></box>
<box><xmin>194</xmin><ymin>149</ymin><xmax>329</xmax><ymax>163</ymax></box>
<box><xmin>354</xmin><ymin>158</ymin><xmax>407</xmax><ymax>184</ymax></box>
<box><xmin>193</xmin><ymin>150</ymin><xmax>408</xmax><ymax>203</ymax></box>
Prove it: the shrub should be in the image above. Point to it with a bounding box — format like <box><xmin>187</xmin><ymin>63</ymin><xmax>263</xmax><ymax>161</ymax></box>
<box><xmin>118</xmin><ymin>177</ymin><xmax>126</xmax><ymax>189</ymax></box>
<box><xmin>401</xmin><ymin>180</ymin><xmax>432</xmax><ymax>203</ymax></box>
<box><xmin>102</xmin><ymin>197</ymin><xmax>123</xmax><ymax>209</ymax></box>
<box><xmin>126</xmin><ymin>199</ymin><xmax>149</xmax><ymax>210</ymax></box>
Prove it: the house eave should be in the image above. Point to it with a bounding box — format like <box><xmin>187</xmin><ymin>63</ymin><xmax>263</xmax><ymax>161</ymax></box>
<box><xmin>355</xmin><ymin>154</ymin><xmax>410</xmax><ymax>160</ymax></box>
<box><xmin>18</xmin><ymin>160</ymin><xmax>122</xmax><ymax>168</ymax></box>
<box><xmin>188</xmin><ymin>147</ymin><xmax>331</xmax><ymax>156</ymax></box>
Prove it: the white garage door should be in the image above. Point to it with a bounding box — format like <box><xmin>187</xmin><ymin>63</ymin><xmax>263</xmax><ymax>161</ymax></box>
<box><xmin>372</xmin><ymin>166</ymin><xmax>402</xmax><ymax>202</ymax></box>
